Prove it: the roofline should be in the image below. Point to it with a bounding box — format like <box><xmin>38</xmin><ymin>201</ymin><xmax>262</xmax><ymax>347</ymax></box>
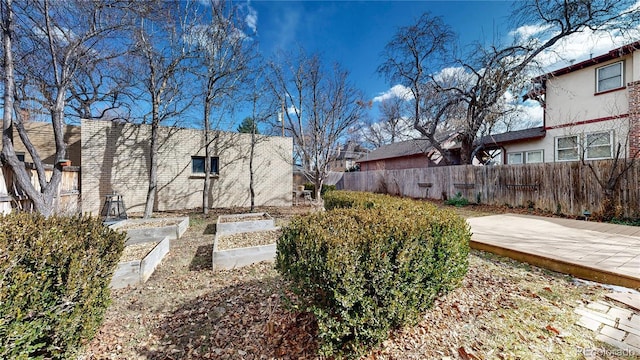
<box><xmin>357</xmin><ymin>152</ymin><xmax>429</xmax><ymax>164</ymax></box>
<box><xmin>532</xmin><ymin>41</ymin><xmax>640</xmax><ymax>83</ymax></box>
<box><xmin>480</xmin><ymin>127</ymin><xmax>546</xmax><ymax>148</ymax></box>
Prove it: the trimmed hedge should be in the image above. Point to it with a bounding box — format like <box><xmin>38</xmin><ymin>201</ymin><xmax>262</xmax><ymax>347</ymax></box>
<box><xmin>0</xmin><ymin>213</ymin><xmax>126</xmax><ymax>359</ymax></box>
<box><xmin>276</xmin><ymin>191</ymin><xmax>470</xmax><ymax>358</ymax></box>
<box><xmin>303</xmin><ymin>183</ymin><xmax>337</xmax><ymax>199</ymax></box>
<box><xmin>323</xmin><ymin>190</ymin><xmax>424</xmax><ymax>211</ymax></box>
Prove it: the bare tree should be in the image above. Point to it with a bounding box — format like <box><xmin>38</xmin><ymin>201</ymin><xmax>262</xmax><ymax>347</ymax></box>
<box><xmin>377</xmin><ymin>12</ymin><xmax>455</xmax><ymax>156</ymax></box>
<box><xmin>269</xmin><ymin>50</ymin><xmax>364</xmax><ymax>200</ymax></box>
<box><xmin>1</xmin><ymin>0</ymin><xmax>133</xmax><ymax>216</ymax></box>
<box><xmin>129</xmin><ymin>1</ymin><xmax>195</xmax><ymax>218</ymax></box>
<box><xmin>380</xmin><ymin>0</ymin><xmax>640</xmax><ymax>164</ymax></box>
<box><xmin>359</xmin><ymin>96</ymin><xmax>414</xmax><ymax>148</ymax></box>
<box><xmin>245</xmin><ymin>73</ymin><xmax>275</xmax><ymax>211</ymax></box>
<box><xmin>187</xmin><ymin>0</ymin><xmax>256</xmax><ymax>215</ymax></box>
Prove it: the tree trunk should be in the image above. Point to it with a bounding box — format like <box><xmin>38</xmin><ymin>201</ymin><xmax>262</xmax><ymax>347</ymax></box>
<box><xmin>1</xmin><ymin>0</ymin><xmax>58</xmax><ymax>217</ymax></box>
<box><xmin>203</xmin><ymin>101</ymin><xmax>210</xmax><ymax>216</ymax></box>
<box><xmin>143</xmin><ymin>105</ymin><xmax>160</xmax><ymax>218</ymax></box>
<box><xmin>249</xmin><ymin>128</ymin><xmax>255</xmax><ymax>211</ymax></box>
<box><xmin>460</xmin><ymin>137</ymin><xmax>474</xmax><ymax>165</ymax></box>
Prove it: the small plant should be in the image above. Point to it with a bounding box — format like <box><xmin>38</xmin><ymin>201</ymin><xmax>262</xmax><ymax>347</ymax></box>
<box><xmin>445</xmin><ymin>192</ymin><xmax>469</xmax><ymax>207</ymax></box>
<box><xmin>526</xmin><ymin>200</ymin><xmax>535</xmax><ymax>211</ymax></box>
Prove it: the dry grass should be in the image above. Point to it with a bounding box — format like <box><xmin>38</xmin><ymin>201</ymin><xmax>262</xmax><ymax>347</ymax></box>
<box><xmin>81</xmin><ymin>205</ymin><xmax>637</xmax><ymax>360</ymax></box>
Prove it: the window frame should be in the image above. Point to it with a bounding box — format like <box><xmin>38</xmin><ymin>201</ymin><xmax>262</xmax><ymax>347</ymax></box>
<box><xmin>525</xmin><ymin>150</ymin><xmax>544</xmax><ymax>164</ymax></box>
<box><xmin>584</xmin><ymin>131</ymin><xmax>614</xmax><ymax>160</ymax></box>
<box><xmin>596</xmin><ymin>61</ymin><xmax>624</xmax><ymax>93</ymax></box>
<box><xmin>507</xmin><ymin>152</ymin><xmax>523</xmax><ymax>164</ymax></box>
<box><xmin>191</xmin><ymin>156</ymin><xmax>219</xmax><ymax>175</ymax></box>
<box><xmin>555</xmin><ymin>135</ymin><xmax>580</xmax><ymax>162</ymax></box>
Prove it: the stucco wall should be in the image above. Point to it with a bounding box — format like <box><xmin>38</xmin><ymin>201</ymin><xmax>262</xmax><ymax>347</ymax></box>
<box><xmin>503</xmin><ymin>117</ymin><xmax>631</xmax><ymax>163</ymax></box>
<box><xmin>81</xmin><ymin>119</ymin><xmax>293</xmax><ymax>215</ymax></box>
<box><xmin>545</xmin><ymin>55</ymin><xmax>634</xmax><ymax>128</ymax></box>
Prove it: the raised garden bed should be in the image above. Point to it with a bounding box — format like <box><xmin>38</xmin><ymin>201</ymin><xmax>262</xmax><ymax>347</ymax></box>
<box><xmin>215</xmin><ymin>213</ymin><xmax>274</xmax><ymax>236</ymax></box>
<box><xmin>110</xmin><ymin>217</ymin><xmax>189</xmax><ymax>245</ymax></box>
<box><xmin>215</xmin><ymin>229</ymin><xmax>281</xmax><ymax>251</ymax></box>
<box><xmin>111</xmin><ymin>236</ymin><xmax>170</xmax><ymax>289</ymax></box>
<box><xmin>212</xmin><ymin>213</ymin><xmax>279</xmax><ymax>270</ymax></box>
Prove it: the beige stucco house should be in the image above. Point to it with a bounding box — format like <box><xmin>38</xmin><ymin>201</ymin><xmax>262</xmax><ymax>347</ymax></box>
<box><xmin>81</xmin><ymin>119</ymin><xmax>293</xmax><ymax>215</ymax></box>
<box><xmin>485</xmin><ymin>41</ymin><xmax>640</xmax><ymax>164</ymax></box>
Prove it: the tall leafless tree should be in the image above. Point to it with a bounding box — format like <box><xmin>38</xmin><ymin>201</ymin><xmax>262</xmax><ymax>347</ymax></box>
<box><xmin>359</xmin><ymin>96</ymin><xmax>414</xmax><ymax>148</ymax></box>
<box><xmin>1</xmin><ymin>0</ymin><xmax>133</xmax><ymax>216</ymax></box>
<box><xmin>268</xmin><ymin>50</ymin><xmax>364</xmax><ymax>200</ymax></box>
<box><xmin>129</xmin><ymin>1</ymin><xmax>195</xmax><ymax>218</ymax></box>
<box><xmin>188</xmin><ymin>0</ymin><xmax>256</xmax><ymax>215</ymax></box>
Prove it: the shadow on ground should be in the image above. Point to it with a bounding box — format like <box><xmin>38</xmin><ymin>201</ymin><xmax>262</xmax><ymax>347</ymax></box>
<box><xmin>135</xmin><ymin>277</ymin><xmax>318</xmax><ymax>359</ymax></box>
<box><xmin>204</xmin><ymin>223</ymin><xmax>216</xmax><ymax>235</ymax></box>
<box><xmin>189</xmin><ymin>244</ymin><xmax>214</xmax><ymax>271</ymax></box>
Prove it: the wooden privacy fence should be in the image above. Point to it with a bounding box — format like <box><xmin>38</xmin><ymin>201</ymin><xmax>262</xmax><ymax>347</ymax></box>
<box><xmin>0</xmin><ymin>165</ymin><xmax>80</xmax><ymax>214</ymax></box>
<box><xmin>341</xmin><ymin>160</ymin><xmax>640</xmax><ymax>218</ymax></box>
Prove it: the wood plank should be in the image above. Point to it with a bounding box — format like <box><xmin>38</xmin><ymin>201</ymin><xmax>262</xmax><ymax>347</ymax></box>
<box><xmin>605</xmin><ymin>293</ymin><xmax>640</xmax><ymax>313</ymax></box>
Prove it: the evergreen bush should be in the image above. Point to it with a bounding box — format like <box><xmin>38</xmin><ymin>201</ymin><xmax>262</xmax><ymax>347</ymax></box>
<box><xmin>0</xmin><ymin>213</ymin><xmax>125</xmax><ymax>359</ymax></box>
<box><xmin>276</xmin><ymin>191</ymin><xmax>470</xmax><ymax>358</ymax></box>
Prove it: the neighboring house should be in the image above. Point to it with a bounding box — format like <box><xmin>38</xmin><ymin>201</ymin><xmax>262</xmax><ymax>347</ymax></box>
<box><xmin>81</xmin><ymin>119</ymin><xmax>293</xmax><ymax>214</ymax></box>
<box><xmin>0</xmin><ymin>121</ymin><xmax>81</xmax><ymax>166</ymax></box>
<box><xmin>327</xmin><ymin>141</ymin><xmax>368</xmax><ymax>172</ymax></box>
<box><xmin>357</xmin><ymin>134</ymin><xmax>460</xmax><ymax>171</ymax></box>
<box><xmin>490</xmin><ymin>41</ymin><xmax>640</xmax><ymax>164</ymax></box>
<box><xmin>480</xmin><ymin>127</ymin><xmax>546</xmax><ymax>164</ymax></box>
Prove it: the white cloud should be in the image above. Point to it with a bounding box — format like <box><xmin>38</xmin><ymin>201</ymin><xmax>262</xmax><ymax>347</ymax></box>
<box><xmin>526</xmin><ymin>24</ymin><xmax>640</xmax><ymax>71</ymax></box>
<box><xmin>287</xmin><ymin>105</ymin><xmax>298</xmax><ymax>115</ymax></box>
<box><xmin>372</xmin><ymin>84</ymin><xmax>413</xmax><ymax>103</ymax></box>
<box><xmin>245</xmin><ymin>6</ymin><xmax>258</xmax><ymax>34</ymax></box>
<box><xmin>510</xmin><ymin>24</ymin><xmax>552</xmax><ymax>41</ymax></box>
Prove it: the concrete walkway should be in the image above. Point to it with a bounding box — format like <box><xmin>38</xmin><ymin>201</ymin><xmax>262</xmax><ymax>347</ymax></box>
<box><xmin>466</xmin><ymin>214</ymin><xmax>640</xmax><ymax>290</ymax></box>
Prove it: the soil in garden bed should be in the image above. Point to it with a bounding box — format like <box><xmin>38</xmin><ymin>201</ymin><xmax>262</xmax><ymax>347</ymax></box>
<box><xmin>216</xmin><ymin>229</ymin><xmax>281</xmax><ymax>251</ymax></box>
<box><xmin>120</xmin><ymin>241</ymin><xmax>159</xmax><ymax>262</ymax></box>
<box><xmin>217</xmin><ymin>213</ymin><xmax>271</xmax><ymax>223</ymax></box>
<box><xmin>116</xmin><ymin>219</ymin><xmax>183</xmax><ymax>230</ymax></box>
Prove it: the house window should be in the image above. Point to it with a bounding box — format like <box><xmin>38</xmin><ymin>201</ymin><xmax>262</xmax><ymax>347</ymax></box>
<box><xmin>16</xmin><ymin>152</ymin><xmax>25</xmax><ymax>162</ymax></box>
<box><xmin>525</xmin><ymin>150</ymin><xmax>543</xmax><ymax>163</ymax></box>
<box><xmin>556</xmin><ymin>135</ymin><xmax>579</xmax><ymax>161</ymax></box>
<box><xmin>507</xmin><ymin>152</ymin><xmax>523</xmax><ymax>164</ymax></box>
<box><xmin>191</xmin><ymin>156</ymin><xmax>219</xmax><ymax>174</ymax></box>
<box><xmin>596</xmin><ymin>62</ymin><xmax>623</xmax><ymax>93</ymax></box>
<box><xmin>585</xmin><ymin>131</ymin><xmax>613</xmax><ymax>160</ymax></box>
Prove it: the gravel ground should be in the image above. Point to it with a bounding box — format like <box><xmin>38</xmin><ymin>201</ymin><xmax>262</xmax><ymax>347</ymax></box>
<box><xmin>81</xmin><ymin>204</ymin><xmax>635</xmax><ymax>360</ymax></box>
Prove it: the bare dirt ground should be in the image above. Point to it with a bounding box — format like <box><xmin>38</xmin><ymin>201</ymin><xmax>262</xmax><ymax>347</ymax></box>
<box><xmin>82</xmin><ymin>203</ymin><xmax>637</xmax><ymax>360</ymax></box>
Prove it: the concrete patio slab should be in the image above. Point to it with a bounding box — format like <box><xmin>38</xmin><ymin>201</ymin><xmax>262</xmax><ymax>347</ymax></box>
<box><xmin>467</xmin><ymin>214</ymin><xmax>640</xmax><ymax>290</ymax></box>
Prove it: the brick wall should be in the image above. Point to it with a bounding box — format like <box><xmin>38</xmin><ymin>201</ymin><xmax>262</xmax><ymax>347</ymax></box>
<box><xmin>81</xmin><ymin>119</ymin><xmax>293</xmax><ymax>215</ymax></box>
<box><xmin>628</xmin><ymin>80</ymin><xmax>640</xmax><ymax>157</ymax></box>
<box><xmin>1</xmin><ymin>121</ymin><xmax>81</xmax><ymax>165</ymax></box>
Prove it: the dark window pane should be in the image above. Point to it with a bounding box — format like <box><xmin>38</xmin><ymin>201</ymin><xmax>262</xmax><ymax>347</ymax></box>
<box><xmin>192</xmin><ymin>157</ymin><xmax>205</xmax><ymax>173</ymax></box>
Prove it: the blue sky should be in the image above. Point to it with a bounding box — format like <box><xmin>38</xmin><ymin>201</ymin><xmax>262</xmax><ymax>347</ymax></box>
<box><xmin>250</xmin><ymin>0</ymin><xmax>516</xmax><ymax>103</ymax></box>
<box><xmin>239</xmin><ymin>0</ymin><xmax>640</xmax><ymax>133</ymax></box>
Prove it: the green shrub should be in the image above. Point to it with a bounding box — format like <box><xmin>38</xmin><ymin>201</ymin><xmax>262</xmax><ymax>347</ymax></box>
<box><xmin>276</xmin><ymin>194</ymin><xmax>470</xmax><ymax>358</ymax></box>
<box><xmin>323</xmin><ymin>190</ymin><xmax>420</xmax><ymax>211</ymax></box>
<box><xmin>303</xmin><ymin>183</ymin><xmax>337</xmax><ymax>199</ymax></box>
<box><xmin>444</xmin><ymin>192</ymin><xmax>469</xmax><ymax>207</ymax></box>
<box><xmin>0</xmin><ymin>213</ymin><xmax>126</xmax><ymax>359</ymax></box>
